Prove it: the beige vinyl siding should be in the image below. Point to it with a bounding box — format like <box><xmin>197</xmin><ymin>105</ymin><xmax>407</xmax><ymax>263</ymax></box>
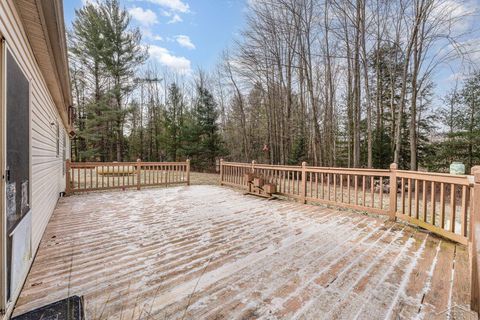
<box><xmin>0</xmin><ymin>0</ymin><xmax>68</xmax><ymax>254</ymax></box>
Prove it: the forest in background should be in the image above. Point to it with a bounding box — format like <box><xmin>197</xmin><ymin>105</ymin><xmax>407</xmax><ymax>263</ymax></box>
<box><xmin>69</xmin><ymin>0</ymin><xmax>480</xmax><ymax>172</ymax></box>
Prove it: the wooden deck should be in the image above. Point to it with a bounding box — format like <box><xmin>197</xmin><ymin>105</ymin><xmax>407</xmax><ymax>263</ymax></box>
<box><xmin>13</xmin><ymin>186</ymin><xmax>475</xmax><ymax>319</ymax></box>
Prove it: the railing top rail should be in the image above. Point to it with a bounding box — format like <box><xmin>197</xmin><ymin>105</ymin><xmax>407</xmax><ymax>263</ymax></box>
<box><xmin>70</xmin><ymin>162</ymin><xmax>138</xmax><ymax>166</ymax></box>
<box><xmin>252</xmin><ymin>164</ymin><xmax>302</xmax><ymax>170</ymax></box>
<box><xmin>221</xmin><ymin>162</ymin><xmax>253</xmax><ymax>167</ymax></box>
<box><xmin>69</xmin><ymin>161</ymin><xmax>188</xmax><ymax>167</ymax></box>
<box><xmin>223</xmin><ymin>161</ymin><xmax>302</xmax><ymax>170</ymax></box>
<box><xmin>396</xmin><ymin>170</ymin><xmax>474</xmax><ymax>186</ymax></box>
<box><xmin>223</xmin><ymin>161</ymin><xmax>391</xmax><ymax>175</ymax></box>
<box><xmin>139</xmin><ymin>162</ymin><xmax>188</xmax><ymax>166</ymax></box>
<box><xmin>305</xmin><ymin>166</ymin><xmax>390</xmax><ymax>176</ymax></box>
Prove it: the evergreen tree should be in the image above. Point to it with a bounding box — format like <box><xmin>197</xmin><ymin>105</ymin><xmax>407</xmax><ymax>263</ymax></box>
<box><xmin>435</xmin><ymin>72</ymin><xmax>480</xmax><ymax>171</ymax></box>
<box><xmin>288</xmin><ymin>135</ymin><xmax>308</xmax><ymax>165</ymax></box>
<box><xmin>162</xmin><ymin>83</ymin><xmax>185</xmax><ymax>161</ymax></box>
<box><xmin>187</xmin><ymin>85</ymin><xmax>225</xmax><ymax>170</ymax></box>
<box><xmin>70</xmin><ymin>3</ymin><xmax>108</xmax><ymax>160</ymax></box>
<box><xmin>69</xmin><ymin>0</ymin><xmax>147</xmax><ymax>161</ymax></box>
<box><xmin>100</xmin><ymin>0</ymin><xmax>147</xmax><ymax>160</ymax></box>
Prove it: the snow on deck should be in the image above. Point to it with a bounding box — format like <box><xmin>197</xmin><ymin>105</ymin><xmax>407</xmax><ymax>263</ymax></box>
<box><xmin>13</xmin><ymin>185</ymin><xmax>474</xmax><ymax>319</ymax></box>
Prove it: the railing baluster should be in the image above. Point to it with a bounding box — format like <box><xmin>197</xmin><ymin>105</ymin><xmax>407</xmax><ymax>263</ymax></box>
<box><xmin>354</xmin><ymin>175</ymin><xmax>358</xmax><ymax>205</ymax></box>
<box><xmin>332</xmin><ymin>174</ymin><xmax>337</xmax><ymax>202</ymax></box>
<box><xmin>309</xmin><ymin>171</ymin><xmax>313</xmax><ymax>198</ymax></box>
<box><xmin>407</xmin><ymin>178</ymin><xmax>412</xmax><ymax>216</ymax></box>
<box><xmin>461</xmin><ymin>185</ymin><xmax>468</xmax><ymax>237</ymax></box>
<box><xmin>327</xmin><ymin>173</ymin><xmax>331</xmax><ymax>201</ymax></box>
<box><xmin>83</xmin><ymin>167</ymin><xmax>87</xmax><ymax>190</ymax></box>
<box><xmin>431</xmin><ymin>181</ymin><xmax>436</xmax><ymax>226</ymax></box>
<box><xmin>379</xmin><ymin>176</ymin><xmax>383</xmax><ymax>210</ymax></box>
<box><xmin>362</xmin><ymin>176</ymin><xmax>366</xmax><ymax>206</ymax></box>
<box><xmin>297</xmin><ymin>170</ymin><xmax>300</xmax><ymax>195</ymax></box>
<box><xmin>422</xmin><ymin>180</ymin><xmax>427</xmax><ymax>221</ymax></box>
<box><xmin>440</xmin><ymin>182</ymin><xmax>445</xmax><ymax>229</ymax></box>
<box><xmin>321</xmin><ymin>173</ymin><xmax>325</xmax><ymax>199</ymax></box>
<box><xmin>370</xmin><ymin>176</ymin><xmax>374</xmax><ymax>208</ymax></box>
<box><xmin>450</xmin><ymin>184</ymin><xmax>456</xmax><ymax>233</ymax></box>
<box><xmin>414</xmin><ymin>179</ymin><xmax>419</xmax><ymax>219</ymax></box>
<box><xmin>347</xmin><ymin>175</ymin><xmax>351</xmax><ymax>204</ymax></box>
<box><xmin>340</xmin><ymin>174</ymin><xmax>344</xmax><ymax>203</ymax></box>
<box><xmin>287</xmin><ymin>171</ymin><xmax>290</xmax><ymax>194</ymax></box>
<box><xmin>122</xmin><ymin>165</ymin><xmax>125</xmax><ymax>188</ymax></box>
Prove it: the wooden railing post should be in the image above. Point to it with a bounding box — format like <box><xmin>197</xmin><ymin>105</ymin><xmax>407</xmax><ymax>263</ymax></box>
<box><xmin>219</xmin><ymin>158</ymin><xmax>224</xmax><ymax>185</ymax></box>
<box><xmin>136</xmin><ymin>159</ymin><xmax>141</xmax><ymax>190</ymax></box>
<box><xmin>186</xmin><ymin>159</ymin><xmax>191</xmax><ymax>186</ymax></box>
<box><xmin>470</xmin><ymin>167</ymin><xmax>480</xmax><ymax>313</ymax></box>
<box><xmin>301</xmin><ymin>162</ymin><xmax>307</xmax><ymax>204</ymax></box>
<box><xmin>251</xmin><ymin>160</ymin><xmax>256</xmax><ymax>173</ymax></box>
<box><xmin>389</xmin><ymin>163</ymin><xmax>398</xmax><ymax>221</ymax></box>
<box><xmin>65</xmin><ymin>159</ymin><xmax>71</xmax><ymax>195</ymax></box>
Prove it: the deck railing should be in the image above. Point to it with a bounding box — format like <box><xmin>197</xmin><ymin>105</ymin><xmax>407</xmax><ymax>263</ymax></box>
<box><xmin>220</xmin><ymin>160</ymin><xmax>474</xmax><ymax>245</ymax></box>
<box><xmin>66</xmin><ymin>159</ymin><xmax>190</xmax><ymax>194</ymax></box>
<box><xmin>221</xmin><ymin>160</ymin><xmax>480</xmax><ymax>312</ymax></box>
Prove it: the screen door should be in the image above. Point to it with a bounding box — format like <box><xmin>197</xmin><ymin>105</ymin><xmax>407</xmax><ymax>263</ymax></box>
<box><xmin>5</xmin><ymin>49</ymin><xmax>30</xmax><ymax>301</ymax></box>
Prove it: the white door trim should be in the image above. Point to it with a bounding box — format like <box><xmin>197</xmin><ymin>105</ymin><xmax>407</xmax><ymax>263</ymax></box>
<box><xmin>0</xmin><ymin>36</ymin><xmax>6</xmax><ymax>314</ymax></box>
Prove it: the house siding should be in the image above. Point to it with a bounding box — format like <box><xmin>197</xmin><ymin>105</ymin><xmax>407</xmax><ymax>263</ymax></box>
<box><xmin>0</xmin><ymin>0</ymin><xmax>69</xmax><ymax>313</ymax></box>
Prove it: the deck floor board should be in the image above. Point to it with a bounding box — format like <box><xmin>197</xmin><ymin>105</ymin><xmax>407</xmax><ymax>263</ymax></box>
<box><xmin>13</xmin><ymin>185</ymin><xmax>475</xmax><ymax>319</ymax></box>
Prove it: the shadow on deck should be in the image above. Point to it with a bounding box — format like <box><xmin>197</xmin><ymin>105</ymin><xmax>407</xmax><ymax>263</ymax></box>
<box><xmin>12</xmin><ymin>185</ymin><xmax>475</xmax><ymax>319</ymax></box>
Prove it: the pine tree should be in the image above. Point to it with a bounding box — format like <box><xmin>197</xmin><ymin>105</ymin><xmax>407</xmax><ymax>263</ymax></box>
<box><xmin>437</xmin><ymin>72</ymin><xmax>480</xmax><ymax>171</ymax></box>
<box><xmin>69</xmin><ymin>0</ymin><xmax>147</xmax><ymax>161</ymax></box>
<box><xmin>162</xmin><ymin>83</ymin><xmax>185</xmax><ymax>161</ymax></box>
<box><xmin>187</xmin><ymin>85</ymin><xmax>224</xmax><ymax>170</ymax></box>
<box><xmin>70</xmin><ymin>3</ymin><xmax>108</xmax><ymax>160</ymax></box>
<box><xmin>100</xmin><ymin>0</ymin><xmax>148</xmax><ymax>161</ymax></box>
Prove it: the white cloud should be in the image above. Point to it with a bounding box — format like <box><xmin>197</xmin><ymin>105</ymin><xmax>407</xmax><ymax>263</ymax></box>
<box><xmin>145</xmin><ymin>0</ymin><xmax>190</xmax><ymax>13</ymax></box>
<box><xmin>129</xmin><ymin>7</ymin><xmax>158</xmax><ymax>26</ymax></box>
<box><xmin>148</xmin><ymin>45</ymin><xmax>191</xmax><ymax>74</ymax></box>
<box><xmin>142</xmin><ymin>28</ymin><xmax>163</xmax><ymax>41</ymax></box>
<box><xmin>175</xmin><ymin>35</ymin><xmax>195</xmax><ymax>50</ymax></box>
<box><xmin>430</xmin><ymin>0</ymin><xmax>478</xmax><ymax>34</ymax></box>
<box><xmin>81</xmin><ymin>0</ymin><xmax>97</xmax><ymax>6</ymax></box>
<box><xmin>168</xmin><ymin>14</ymin><xmax>183</xmax><ymax>24</ymax></box>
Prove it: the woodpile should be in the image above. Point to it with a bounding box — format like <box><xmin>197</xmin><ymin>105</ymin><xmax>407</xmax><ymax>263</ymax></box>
<box><xmin>244</xmin><ymin>173</ymin><xmax>277</xmax><ymax>199</ymax></box>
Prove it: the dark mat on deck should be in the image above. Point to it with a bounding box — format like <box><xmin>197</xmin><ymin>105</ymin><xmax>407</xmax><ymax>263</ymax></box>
<box><xmin>12</xmin><ymin>296</ymin><xmax>84</xmax><ymax>320</ymax></box>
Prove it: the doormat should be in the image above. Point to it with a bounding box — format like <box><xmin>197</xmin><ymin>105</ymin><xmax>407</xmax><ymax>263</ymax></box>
<box><xmin>12</xmin><ymin>296</ymin><xmax>84</xmax><ymax>320</ymax></box>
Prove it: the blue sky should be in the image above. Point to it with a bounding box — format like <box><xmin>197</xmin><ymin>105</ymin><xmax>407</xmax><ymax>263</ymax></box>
<box><xmin>64</xmin><ymin>0</ymin><xmax>247</xmax><ymax>74</ymax></box>
<box><xmin>64</xmin><ymin>0</ymin><xmax>479</xmax><ymax>101</ymax></box>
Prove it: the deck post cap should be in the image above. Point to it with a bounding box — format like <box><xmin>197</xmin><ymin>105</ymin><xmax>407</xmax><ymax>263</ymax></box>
<box><xmin>471</xmin><ymin>165</ymin><xmax>480</xmax><ymax>175</ymax></box>
<box><xmin>390</xmin><ymin>163</ymin><xmax>398</xmax><ymax>170</ymax></box>
<box><xmin>475</xmin><ymin>172</ymin><xmax>480</xmax><ymax>184</ymax></box>
<box><xmin>302</xmin><ymin>161</ymin><xmax>307</xmax><ymax>166</ymax></box>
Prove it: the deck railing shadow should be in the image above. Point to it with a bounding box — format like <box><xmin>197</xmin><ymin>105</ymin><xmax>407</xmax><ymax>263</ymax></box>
<box><xmin>219</xmin><ymin>160</ymin><xmax>480</xmax><ymax>314</ymax></box>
